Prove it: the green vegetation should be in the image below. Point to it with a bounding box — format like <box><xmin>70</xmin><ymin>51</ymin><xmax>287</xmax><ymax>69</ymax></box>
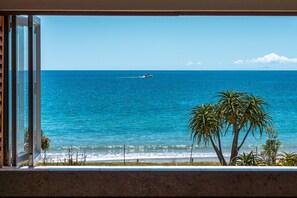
<box><xmin>24</xmin><ymin>128</ymin><xmax>51</xmax><ymax>164</ymax></box>
<box><xmin>231</xmin><ymin>126</ymin><xmax>297</xmax><ymax>166</ymax></box>
<box><xmin>260</xmin><ymin>126</ymin><xmax>281</xmax><ymax>165</ymax></box>
<box><xmin>41</xmin><ymin>130</ymin><xmax>51</xmax><ymax>164</ymax></box>
<box><xmin>278</xmin><ymin>152</ymin><xmax>297</xmax><ymax>166</ymax></box>
<box><xmin>188</xmin><ymin>91</ymin><xmax>297</xmax><ymax>166</ymax></box>
<box><xmin>189</xmin><ymin>104</ymin><xmax>227</xmax><ymax>165</ymax></box>
<box><xmin>233</xmin><ymin>151</ymin><xmax>260</xmax><ymax>166</ymax></box>
<box><xmin>189</xmin><ymin>91</ymin><xmax>272</xmax><ymax>166</ymax></box>
<box><xmin>227</xmin><ymin>151</ymin><xmax>297</xmax><ymax>167</ymax></box>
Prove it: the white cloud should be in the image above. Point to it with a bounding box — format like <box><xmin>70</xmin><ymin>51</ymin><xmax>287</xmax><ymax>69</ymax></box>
<box><xmin>187</xmin><ymin>61</ymin><xmax>194</xmax><ymax>65</ymax></box>
<box><xmin>234</xmin><ymin>60</ymin><xmax>244</xmax><ymax>64</ymax></box>
<box><xmin>249</xmin><ymin>53</ymin><xmax>297</xmax><ymax>64</ymax></box>
<box><xmin>187</xmin><ymin>61</ymin><xmax>202</xmax><ymax>65</ymax></box>
<box><xmin>234</xmin><ymin>53</ymin><xmax>297</xmax><ymax>64</ymax></box>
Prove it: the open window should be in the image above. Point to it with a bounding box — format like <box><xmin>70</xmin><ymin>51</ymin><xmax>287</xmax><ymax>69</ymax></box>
<box><xmin>7</xmin><ymin>15</ymin><xmax>41</xmax><ymax>166</ymax></box>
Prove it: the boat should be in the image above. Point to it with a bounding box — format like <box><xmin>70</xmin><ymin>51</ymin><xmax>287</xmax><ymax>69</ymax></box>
<box><xmin>139</xmin><ymin>74</ymin><xmax>153</xmax><ymax>78</ymax></box>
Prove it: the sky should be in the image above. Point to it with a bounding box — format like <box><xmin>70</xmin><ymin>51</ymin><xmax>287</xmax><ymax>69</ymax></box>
<box><xmin>40</xmin><ymin>16</ymin><xmax>297</xmax><ymax>70</ymax></box>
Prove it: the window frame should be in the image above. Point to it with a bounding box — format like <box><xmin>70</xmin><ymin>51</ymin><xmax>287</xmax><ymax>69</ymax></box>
<box><xmin>1</xmin><ymin>0</ymin><xmax>297</xmax><ymax>168</ymax></box>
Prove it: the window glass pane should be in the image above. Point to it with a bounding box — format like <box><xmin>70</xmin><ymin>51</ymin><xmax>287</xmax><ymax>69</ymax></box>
<box><xmin>16</xmin><ymin>16</ymin><xmax>28</xmax><ymax>157</ymax></box>
<box><xmin>33</xmin><ymin>21</ymin><xmax>41</xmax><ymax>155</ymax></box>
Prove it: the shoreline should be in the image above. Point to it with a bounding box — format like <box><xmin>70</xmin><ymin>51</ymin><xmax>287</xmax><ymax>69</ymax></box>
<box><xmin>86</xmin><ymin>156</ymin><xmax>221</xmax><ymax>163</ymax></box>
<box><xmin>42</xmin><ymin>152</ymin><xmax>224</xmax><ymax>163</ymax></box>
<box><xmin>41</xmin><ymin>146</ymin><xmax>296</xmax><ymax>164</ymax></box>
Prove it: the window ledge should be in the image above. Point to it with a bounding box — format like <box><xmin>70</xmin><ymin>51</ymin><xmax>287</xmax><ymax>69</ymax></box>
<box><xmin>1</xmin><ymin>165</ymin><xmax>297</xmax><ymax>172</ymax></box>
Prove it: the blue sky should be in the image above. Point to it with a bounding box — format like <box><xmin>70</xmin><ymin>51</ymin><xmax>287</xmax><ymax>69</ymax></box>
<box><xmin>40</xmin><ymin>16</ymin><xmax>297</xmax><ymax>70</ymax></box>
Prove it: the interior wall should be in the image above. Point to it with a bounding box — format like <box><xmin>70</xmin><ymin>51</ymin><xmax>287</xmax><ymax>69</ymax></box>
<box><xmin>1</xmin><ymin>169</ymin><xmax>297</xmax><ymax>196</ymax></box>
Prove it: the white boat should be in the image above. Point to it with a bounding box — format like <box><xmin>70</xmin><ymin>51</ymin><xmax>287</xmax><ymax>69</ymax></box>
<box><xmin>139</xmin><ymin>74</ymin><xmax>153</xmax><ymax>78</ymax></box>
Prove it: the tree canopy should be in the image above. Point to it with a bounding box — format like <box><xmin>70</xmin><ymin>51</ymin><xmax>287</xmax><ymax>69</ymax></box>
<box><xmin>189</xmin><ymin>91</ymin><xmax>272</xmax><ymax>165</ymax></box>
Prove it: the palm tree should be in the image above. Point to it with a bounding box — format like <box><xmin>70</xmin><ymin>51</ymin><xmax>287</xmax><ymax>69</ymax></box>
<box><xmin>217</xmin><ymin>91</ymin><xmax>272</xmax><ymax>165</ymax></box>
<box><xmin>217</xmin><ymin>91</ymin><xmax>244</xmax><ymax>164</ymax></box>
<box><xmin>189</xmin><ymin>104</ymin><xmax>227</xmax><ymax>165</ymax></box>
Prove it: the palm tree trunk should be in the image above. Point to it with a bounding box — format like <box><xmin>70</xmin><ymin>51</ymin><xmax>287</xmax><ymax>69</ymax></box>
<box><xmin>238</xmin><ymin>125</ymin><xmax>252</xmax><ymax>150</ymax></box>
<box><xmin>210</xmin><ymin>135</ymin><xmax>227</xmax><ymax>166</ymax></box>
<box><xmin>216</xmin><ymin>131</ymin><xmax>227</xmax><ymax>165</ymax></box>
<box><xmin>230</xmin><ymin>125</ymin><xmax>239</xmax><ymax>165</ymax></box>
<box><xmin>217</xmin><ymin>131</ymin><xmax>223</xmax><ymax>154</ymax></box>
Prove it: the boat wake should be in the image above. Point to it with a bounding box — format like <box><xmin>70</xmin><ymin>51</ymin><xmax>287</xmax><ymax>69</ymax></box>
<box><xmin>117</xmin><ymin>74</ymin><xmax>153</xmax><ymax>79</ymax></box>
<box><xmin>117</xmin><ymin>76</ymin><xmax>140</xmax><ymax>78</ymax></box>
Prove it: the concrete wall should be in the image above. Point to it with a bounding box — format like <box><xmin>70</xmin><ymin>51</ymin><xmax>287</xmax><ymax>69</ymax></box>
<box><xmin>1</xmin><ymin>167</ymin><xmax>297</xmax><ymax>197</ymax></box>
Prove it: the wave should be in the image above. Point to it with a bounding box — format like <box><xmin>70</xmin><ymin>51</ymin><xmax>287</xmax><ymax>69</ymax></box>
<box><xmin>44</xmin><ymin>151</ymin><xmax>224</xmax><ymax>163</ymax></box>
<box><xmin>44</xmin><ymin>144</ymin><xmax>231</xmax><ymax>162</ymax></box>
<box><xmin>116</xmin><ymin>76</ymin><xmax>142</xmax><ymax>79</ymax></box>
<box><xmin>49</xmin><ymin>144</ymin><xmax>226</xmax><ymax>152</ymax></box>
<box><xmin>47</xmin><ymin>143</ymin><xmax>282</xmax><ymax>152</ymax></box>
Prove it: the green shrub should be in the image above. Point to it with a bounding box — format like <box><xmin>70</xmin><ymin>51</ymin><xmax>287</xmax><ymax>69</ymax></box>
<box><xmin>260</xmin><ymin>126</ymin><xmax>281</xmax><ymax>166</ymax></box>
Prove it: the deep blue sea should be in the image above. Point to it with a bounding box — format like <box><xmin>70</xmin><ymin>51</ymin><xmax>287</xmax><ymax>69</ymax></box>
<box><xmin>41</xmin><ymin>71</ymin><xmax>297</xmax><ymax>162</ymax></box>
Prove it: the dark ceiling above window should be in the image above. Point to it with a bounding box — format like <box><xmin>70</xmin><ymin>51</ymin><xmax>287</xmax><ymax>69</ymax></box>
<box><xmin>0</xmin><ymin>0</ymin><xmax>297</xmax><ymax>15</ymax></box>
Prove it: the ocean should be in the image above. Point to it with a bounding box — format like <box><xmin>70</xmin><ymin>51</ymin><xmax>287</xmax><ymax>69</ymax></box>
<box><xmin>41</xmin><ymin>71</ymin><xmax>297</xmax><ymax>162</ymax></box>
